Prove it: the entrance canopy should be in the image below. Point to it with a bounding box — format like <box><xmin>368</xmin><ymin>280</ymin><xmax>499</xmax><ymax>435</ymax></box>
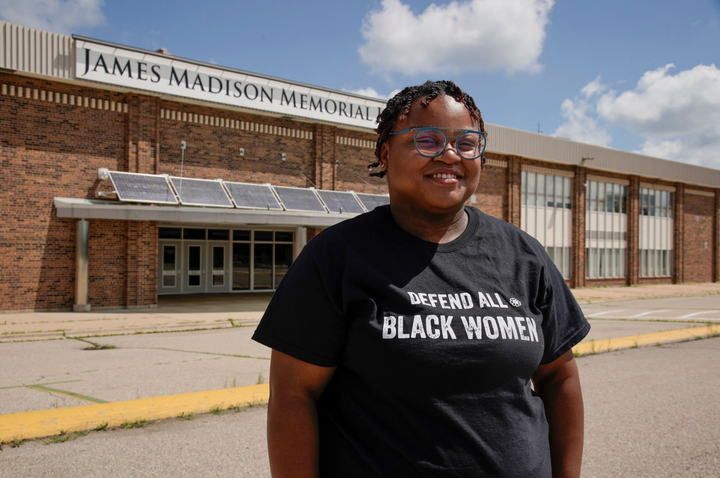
<box><xmin>54</xmin><ymin>197</ymin><xmax>357</xmax><ymax>228</ymax></box>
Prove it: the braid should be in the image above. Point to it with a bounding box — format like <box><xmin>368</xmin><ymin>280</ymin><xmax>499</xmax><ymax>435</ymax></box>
<box><xmin>369</xmin><ymin>80</ymin><xmax>485</xmax><ymax>178</ymax></box>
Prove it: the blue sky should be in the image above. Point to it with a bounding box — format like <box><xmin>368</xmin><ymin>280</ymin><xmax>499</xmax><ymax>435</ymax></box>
<box><xmin>2</xmin><ymin>0</ymin><xmax>720</xmax><ymax>168</ymax></box>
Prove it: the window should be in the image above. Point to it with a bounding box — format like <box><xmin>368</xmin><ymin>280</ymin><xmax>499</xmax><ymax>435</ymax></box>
<box><xmin>585</xmin><ymin>180</ymin><xmax>627</xmax><ymax>279</ymax></box>
<box><xmin>521</xmin><ymin>170</ymin><xmax>573</xmax><ymax>279</ymax></box>
<box><xmin>639</xmin><ymin>187</ymin><xmax>674</xmax><ymax>277</ymax></box>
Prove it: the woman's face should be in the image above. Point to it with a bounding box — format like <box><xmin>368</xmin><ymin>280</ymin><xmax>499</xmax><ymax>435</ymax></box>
<box><xmin>381</xmin><ymin>95</ymin><xmax>482</xmax><ymax>217</ymax></box>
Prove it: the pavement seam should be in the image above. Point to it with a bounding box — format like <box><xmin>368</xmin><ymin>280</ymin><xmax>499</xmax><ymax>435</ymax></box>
<box><xmin>25</xmin><ymin>385</ymin><xmax>108</xmax><ymax>404</ymax></box>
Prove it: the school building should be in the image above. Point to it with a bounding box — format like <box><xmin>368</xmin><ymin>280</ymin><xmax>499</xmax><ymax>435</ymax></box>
<box><xmin>2</xmin><ymin>20</ymin><xmax>720</xmax><ymax>312</ymax></box>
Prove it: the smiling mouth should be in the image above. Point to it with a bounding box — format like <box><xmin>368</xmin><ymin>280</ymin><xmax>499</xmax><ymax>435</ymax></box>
<box><xmin>428</xmin><ymin>173</ymin><xmax>461</xmax><ymax>179</ymax></box>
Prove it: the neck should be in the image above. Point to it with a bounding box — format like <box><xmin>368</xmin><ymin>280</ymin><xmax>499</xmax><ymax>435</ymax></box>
<box><xmin>390</xmin><ymin>205</ymin><xmax>469</xmax><ymax>244</ymax></box>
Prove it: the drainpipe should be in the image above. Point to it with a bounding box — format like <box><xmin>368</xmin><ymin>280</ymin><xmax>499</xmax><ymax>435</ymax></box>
<box><xmin>73</xmin><ymin>219</ymin><xmax>92</xmax><ymax>312</ymax></box>
<box><xmin>294</xmin><ymin>227</ymin><xmax>307</xmax><ymax>260</ymax></box>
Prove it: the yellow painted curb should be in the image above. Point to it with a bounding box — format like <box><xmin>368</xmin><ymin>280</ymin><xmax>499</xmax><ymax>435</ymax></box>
<box><xmin>573</xmin><ymin>324</ymin><xmax>720</xmax><ymax>356</ymax></box>
<box><xmin>0</xmin><ymin>384</ymin><xmax>269</xmax><ymax>443</ymax></box>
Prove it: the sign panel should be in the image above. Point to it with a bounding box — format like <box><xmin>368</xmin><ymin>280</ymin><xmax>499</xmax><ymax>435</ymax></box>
<box><xmin>76</xmin><ymin>40</ymin><xmax>385</xmax><ymax>129</ymax></box>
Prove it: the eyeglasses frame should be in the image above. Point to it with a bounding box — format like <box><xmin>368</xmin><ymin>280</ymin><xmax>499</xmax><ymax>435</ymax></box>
<box><xmin>388</xmin><ymin>127</ymin><xmax>488</xmax><ymax>160</ymax></box>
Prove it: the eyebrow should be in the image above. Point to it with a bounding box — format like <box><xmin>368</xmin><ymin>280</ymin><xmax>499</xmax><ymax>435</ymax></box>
<box><xmin>403</xmin><ymin>125</ymin><xmax>478</xmax><ymax>131</ymax></box>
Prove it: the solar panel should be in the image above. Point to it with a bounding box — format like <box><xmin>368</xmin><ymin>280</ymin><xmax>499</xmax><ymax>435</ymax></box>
<box><xmin>272</xmin><ymin>186</ymin><xmax>327</xmax><ymax>213</ymax></box>
<box><xmin>169</xmin><ymin>177</ymin><xmax>233</xmax><ymax>208</ymax></box>
<box><xmin>316</xmin><ymin>190</ymin><xmax>366</xmax><ymax>214</ymax></box>
<box><xmin>223</xmin><ymin>182</ymin><xmax>283</xmax><ymax>210</ymax></box>
<box><xmin>356</xmin><ymin>193</ymin><xmax>390</xmax><ymax>211</ymax></box>
<box><xmin>109</xmin><ymin>172</ymin><xmax>178</xmax><ymax>204</ymax></box>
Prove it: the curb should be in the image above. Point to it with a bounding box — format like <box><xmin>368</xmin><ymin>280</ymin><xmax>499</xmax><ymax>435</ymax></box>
<box><xmin>572</xmin><ymin>324</ymin><xmax>720</xmax><ymax>356</ymax></box>
<box><xmin>0</xmin><ymin>384</ymin><xmax>269</xmax><ymax>443</ymax></box>
<box><xmin>3</xmin><ymin>325</ymin><xmax>719</xmax><ymax>444</ymax></box>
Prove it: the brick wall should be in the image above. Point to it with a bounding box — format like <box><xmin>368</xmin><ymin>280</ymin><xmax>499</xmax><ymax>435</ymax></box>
<box><xmin>3</xmin><ymin>71</ymin><xmax>720</xmax><ymax>310</ymax></box>
<box><xmin>0</xmin><ymin>74</ymin><xmax>127</xmax><ymax>310</ymax></box>
<box><xmin>683</xmin><ymin>192</ymin><xmax>714</xmax><ymax>283</ymax></box>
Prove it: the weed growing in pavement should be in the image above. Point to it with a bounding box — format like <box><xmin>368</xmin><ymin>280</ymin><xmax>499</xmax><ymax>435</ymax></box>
<box><xmin>47</xmin><ymin>431</ymin><xmax>71</xmax><ymax>444</ymax></box>
<box><xmin>257</xmin><ymin>373</ymin><xmax>264</xmax><ymax>385</ymax></box>
<box><xmin>590</xmin><ymin>340</ymin><xmax>596</xmax><ymax>354</ymax></box>
<box><xmin>74</xmin><ymin>337</ymin><xmax>116</xmax><ymax>350</ymax></box>
<box><xmin>94</xmin><ymin>422</ymin><xmax>109</xmax><ymax>431</ymax></box>
<box><xmin>119</xmin><ymin>419</ymin><xmax>147</xmax><ymax>429</ymax></box>
<box><xmin>210</xmin><ymin>404</ymin><xmax>224</xmax><ymax>416</ymax></box>
<box><xmin>246</xmin><ymin>398</ymin><xmax>265</xmax><ymax>408</ymax></box>
<box><xmin>228</xmin><ymin>318</ymin><xmax>238</xmax><ymax>327</ymax></box>
<box><xmin>632</xmin><ymin>341</ymin><xmax>639</xmax><ymax>349</ymax></box>
<box><xmin>73</xmin><ymin>430</ymin><xmax>89</xmax><ymax>438</ymax></box>
<box><xmin>177</xmin><ymin>412</ymin><xmax>194</xmax><ymax>420</ymax></box>
<box><xmin>10</xmin><ymin>437</ymin><xmax>24</xmax><ymax>448</ymax></box>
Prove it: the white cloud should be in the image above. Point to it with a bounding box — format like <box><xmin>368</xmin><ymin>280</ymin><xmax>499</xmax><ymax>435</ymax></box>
<box><xmin>0</xmin><ymin>0</ymin><xmax>105</xmax><ymax>34</ymax></box>
<box><xmin>552</xmin><ymin>75</ymin><xmax>612</xmax><ymax>147</ymax></box>
<box><xmin>597</xmin><ymin>64</ymin><xmax>720</xmax><ymax>167</ymax></box>
<box><xmin>358</xmin><ymin>0</ymin><xmax>554</xmax><ymax>76</ymax></box>
<box><xmin>343</xmin><ymin>87</ymin><xmax>401</xmax><ymax>100</ymax></box>
<box><xmin>553</xmin><ymin>98</ymin><xmax>612</xmax><ymax>147</ymax></box>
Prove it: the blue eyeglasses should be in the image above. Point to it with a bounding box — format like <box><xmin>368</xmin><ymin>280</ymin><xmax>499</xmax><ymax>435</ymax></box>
<box><xmin>388</xmin><ymin>127</ymin><xmax>487</xmax><ymax>160</ymax></box>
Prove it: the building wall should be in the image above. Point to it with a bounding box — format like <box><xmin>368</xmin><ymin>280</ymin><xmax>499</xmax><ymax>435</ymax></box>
<box><xmin>683</xmin><ymin>192</ymin><xmax>714</xmax><ymax>283</ymax></box>
<box><xmin>0</xmin><ymin>73</ymin><xmax>383</xmax><ymax>310</ymax></box>
<box><xmin>0</xmin><ymin>74</ymin><xmax>127</xmax><ymax>310</ymax></box>
<box><xmin>471</xmin><ymin>154</ymin><xmax>508</xmax><ymax>220</ymax></box>
<box><xmin>3</xmin><ymin>70</ymin><xmax>720</xmax><ymax>311</ymax></box>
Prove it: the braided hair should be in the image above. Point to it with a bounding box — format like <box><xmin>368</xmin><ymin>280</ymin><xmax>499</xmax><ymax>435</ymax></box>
<box><xmin>369</xmin><ymin>80</ymin><xmax>485</xmax><ymax>178</ymax></box>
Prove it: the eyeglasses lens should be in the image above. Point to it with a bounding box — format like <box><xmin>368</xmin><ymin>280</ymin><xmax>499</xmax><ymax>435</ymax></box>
<box><xmin>414</xmin><ymin>129</ymin><xmax>444</xmax><ymax>156</ymax></box>
<box><xmin>456</xmin><ymin>132</ymin><xmax>484</xmax><ymax>159</ymax></box>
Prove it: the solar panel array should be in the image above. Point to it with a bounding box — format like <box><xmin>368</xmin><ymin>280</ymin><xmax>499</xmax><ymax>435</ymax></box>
<box><xmin>105</xmin><ymin>171</ymin><xmax>389</xmax><ymax>214</ymax></box>
<box><xmin>169</xmin><ymin>177</ymin><xmax>233</xmax><ymax>208</ymax></box>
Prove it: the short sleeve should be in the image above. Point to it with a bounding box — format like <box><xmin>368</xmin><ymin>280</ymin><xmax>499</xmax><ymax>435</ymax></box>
<box><xmin>251</xmin><ymin>246</ymin><xmax>348</xmax><ymax>367</ymax></box>
<box><xmin>536</xmin><ymin>257</ymin><xmax>590</xmax><ymax>364</ymax></box>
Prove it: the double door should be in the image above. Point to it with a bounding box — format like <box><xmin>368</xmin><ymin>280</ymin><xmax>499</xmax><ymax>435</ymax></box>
<box><xmin>159</xmin><ymin>241</ymin><xmax>229</xmax><ymax>294</ymax></box>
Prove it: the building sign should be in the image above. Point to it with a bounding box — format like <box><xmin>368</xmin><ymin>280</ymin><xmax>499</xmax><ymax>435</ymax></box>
<box><xmin>75</xmin><ymin>40</ymin><xmax>384</xmax><ymax>129</ymax></box>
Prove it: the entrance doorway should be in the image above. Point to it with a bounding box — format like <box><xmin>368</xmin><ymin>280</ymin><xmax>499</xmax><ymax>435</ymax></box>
<box><xmin>158</xmin><ymin>227</ymin><xmax>295</xmax><ymax>295</ymax></box>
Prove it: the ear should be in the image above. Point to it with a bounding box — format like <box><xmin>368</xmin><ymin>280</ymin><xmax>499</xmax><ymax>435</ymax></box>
<box><xmin>380</xmin><ymin>141</ymin><xmax>391</xmax><ymax>166</ymax></box>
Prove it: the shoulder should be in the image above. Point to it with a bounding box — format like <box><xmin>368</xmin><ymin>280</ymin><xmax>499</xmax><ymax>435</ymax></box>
<box><xmin>468</xmin><ymin>207</ymin><xmax>548</xmax><ymax>261</ymax></box>
<box><xmin>304</xmin><ymin>205</ymin><xmax>388</xmax><ymax>255</ymax></box>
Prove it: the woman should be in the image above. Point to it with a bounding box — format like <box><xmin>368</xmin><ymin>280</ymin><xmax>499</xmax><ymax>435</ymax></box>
<box><xmin>252</xmin><ymin>80</ymin><xmax>590</xmax><ymax>477</ymax></box>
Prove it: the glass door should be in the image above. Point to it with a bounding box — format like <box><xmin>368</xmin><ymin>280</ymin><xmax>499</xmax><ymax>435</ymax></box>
<box><xmin>207</xmin><ymin>243</ymin><xmax>229</xmax><ymax>292</ymax></box>
<box><xmin>158</xmin><ymin>242</ymin><xmax>181</xmax><ymax>294</ymax></box>
<box><xmin>183</xmin><ymin>243</ymin><xmax>205</xmax><ymax>293</ymax></box>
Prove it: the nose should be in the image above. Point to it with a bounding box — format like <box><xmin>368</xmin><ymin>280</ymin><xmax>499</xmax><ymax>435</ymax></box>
<box><xmin>435</xmin><ymin>137</ymin><xmax>462</xmax><ymax>163</ymax></box>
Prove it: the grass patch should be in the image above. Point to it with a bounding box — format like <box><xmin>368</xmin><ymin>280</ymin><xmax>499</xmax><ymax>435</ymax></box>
<box><xmin>94</xmin><ymin>422</ymin><xmax>109</xmax><ymax>432</ymax></box>
<box><xmin>9</xmin><ymin>437</ymin><xmax>24</xmax><ymax>448</ymax></box>
<box><xmin>210</xmin><ymin>404</ymin><xmax>224</xmax><ymax>416</ymax></box>
<box><xmin>47</xmin><ymin>430</ymin><xmax>71</xmax><ymax>444</ymax></box>
<box><xmin>177</xmin><ymin>412</ymin><xmax>194</xmax><ymax>420</ymax></box>
<box><xmin>257</xmin><ymin>373</ymin><xmax>264</xmax><ymax>385</ymax></box>
<box><xmin>119</xmin><ymin>419</ymin><xmax>147</xmax><ymax>429</ymax></box>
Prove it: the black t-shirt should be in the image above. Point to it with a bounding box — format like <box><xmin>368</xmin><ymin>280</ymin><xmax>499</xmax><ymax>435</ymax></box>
<box><xmin>252</xmin><ymin>205</ymin><xmax>590</xmax><ymax>477</ymax></box>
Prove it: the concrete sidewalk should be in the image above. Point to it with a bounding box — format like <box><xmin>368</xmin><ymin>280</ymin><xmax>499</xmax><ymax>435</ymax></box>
<box><xmin>3</xmin><ymin>282</ymin><xmax>720</xmax><ymax>342</ymax></box>
<box><xmin>2</xmin><ymin>283</ymin><xmax>720</xmax><ymax>443</ymax></box>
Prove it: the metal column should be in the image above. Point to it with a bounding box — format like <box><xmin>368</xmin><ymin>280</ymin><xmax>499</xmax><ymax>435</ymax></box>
<box><xmin>73</xmin><ymin>219</ymin><xmax>91</xmax><ymax>312</ymax></box>
<box><xmin>293</xmin><ymin>227</ymin><xmax>307</xmax><ymax>260</ymax></box>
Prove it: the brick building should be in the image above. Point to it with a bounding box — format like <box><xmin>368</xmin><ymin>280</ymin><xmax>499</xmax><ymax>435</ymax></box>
<box><xmin>2</xmin><ymin>20</ymin><xmax>720</xmax><ymax>312</ymax></box>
